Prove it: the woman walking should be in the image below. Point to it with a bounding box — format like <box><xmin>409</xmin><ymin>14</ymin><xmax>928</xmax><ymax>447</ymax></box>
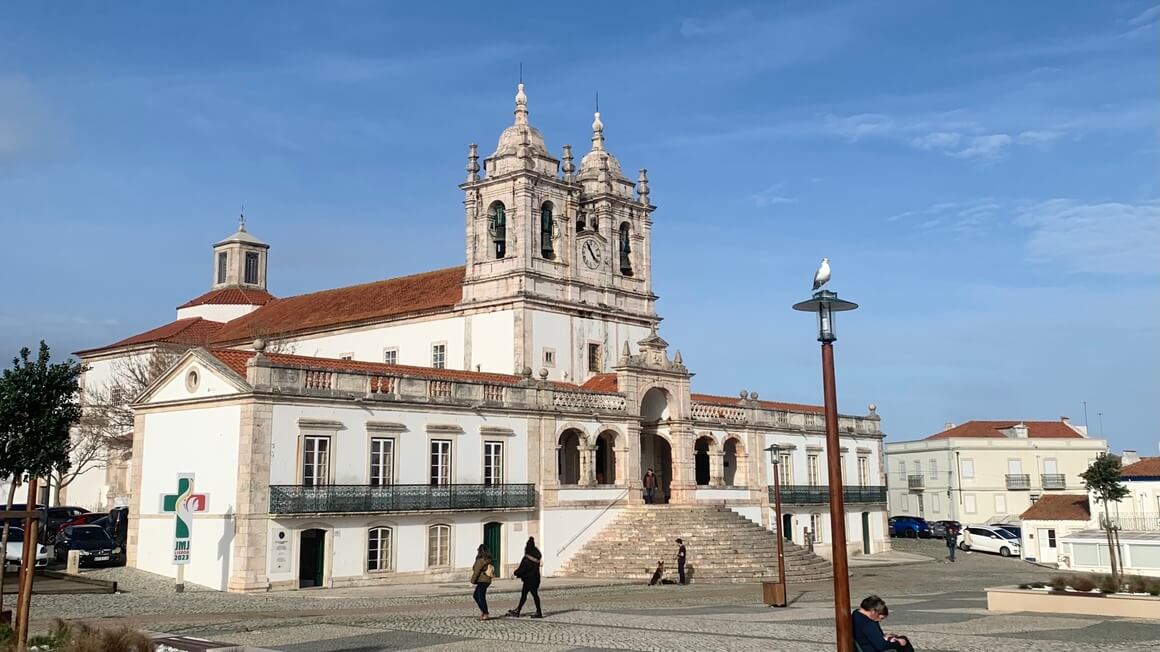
<box><xmin>470</xmin><ymin>544</ymin><xmax>494</xmax><ymax>620</ymax></box>
<box><xmin>507</xmin><ymin>537</ymin><xmax>544</xmax><ymax>618</ymax></box>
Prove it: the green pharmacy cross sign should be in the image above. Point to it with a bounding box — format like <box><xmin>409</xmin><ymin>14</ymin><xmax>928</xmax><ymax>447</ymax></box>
<box><xmin>160</xmin><ymin>473</ymin><xmax>208</xmax><ymax>566</ymax></box>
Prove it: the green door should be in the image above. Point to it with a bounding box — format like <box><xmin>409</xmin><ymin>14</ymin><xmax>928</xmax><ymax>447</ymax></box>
<box><xmin>484</xmin><ymin>522</ymin><xmax>502</xmax><ymax>577</ymax></box>
<box><xmin>861</xmin><ymin>512</ymin><xmax>871</xmax><ymax>555</ymax></box>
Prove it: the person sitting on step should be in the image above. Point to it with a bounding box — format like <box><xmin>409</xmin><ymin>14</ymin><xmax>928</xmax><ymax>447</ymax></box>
<box><xmin>852</xmin><ymin>595</ymin><xmax>915</xmax><ymax>652</ymax></box>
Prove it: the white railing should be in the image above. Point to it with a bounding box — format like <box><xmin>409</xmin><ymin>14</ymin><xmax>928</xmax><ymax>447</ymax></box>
<box><xmin>304</xmin><ymin>370</ymin><xmax>334</xmax><ymax>390</ymax></box>
<box><xmin>368</xmin><ymin>376</ymin><xmax>395</xmax><ymax>394</ymax></box>
<box><xmin>553</xmin><ymin>392</ymin><xmax>627</xmax><ymax>412</ymax></box>
<box><xmin>691</xmin><ymin>402</ymin><xmax>747</xmax><ymax>423</ymax></box>
<box><xmin>483</xmin><ymin>385</ymin><xmax>504</xmax><ymax>402</ymax></box>
<box><xmin>428</xmin><ymin>380</ymin><xmax>452</xmax><ymax>398</ymax></box>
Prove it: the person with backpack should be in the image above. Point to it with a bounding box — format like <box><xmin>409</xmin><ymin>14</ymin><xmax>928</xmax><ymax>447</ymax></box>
<box><xmin>507</xmin><ymin>537</ymin><xmax>544</xmax><ymax>618</ymax></box>
<box><xmin>470</xmin><ymin>543</ymin><xmax>494</xmax><ymax>620</ymax></box>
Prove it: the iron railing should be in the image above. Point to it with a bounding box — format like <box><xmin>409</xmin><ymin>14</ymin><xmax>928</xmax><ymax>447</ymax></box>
<box><xmin>269</xmin><ymin>483</ymin><xmax>536</xmax><ymax>514</ymax></box>
<box><xmin>769</xmin><ymin>485</ymin><xmax>887</xmax><ymax>505</ymax></box>
<box><xmin>1006</xmin><ymin>474</ymin><xmax>1031</xmax><ymax>490</ymax></box>
<box><xmin>907</xmin><ymin>474</ymin><xmax>925</xmax><ymax>490</ymax></box>
<box><xmin>1100</xmin><ymin>512</ymin><xmax>1160</xmax><ymax>531</ymax></box>
<box><xmin>1041</xmin><ymin>474</ymin><xmax>1066</xmax><ymax>490</ymax></box>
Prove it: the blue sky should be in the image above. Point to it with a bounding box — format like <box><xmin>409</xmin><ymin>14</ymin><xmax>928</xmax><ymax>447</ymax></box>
<box><xmin>1</xmin><ymin>1</ymin><xmax>1157</xmax><ymax>452</ymax></box>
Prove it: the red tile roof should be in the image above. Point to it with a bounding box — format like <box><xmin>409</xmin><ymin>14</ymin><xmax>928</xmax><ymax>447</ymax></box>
<box><xmin>692</xmin><ymin>393</ymin><xmax>826</xmax><ymax>415</ymax></box>
<box><xmin>1121</xmin><ymin>457</ymin><xmax>1160</xmax><ymax>478</ymax></box>
<box><xmin>582</xmin><ymin>373</ymin><xmax>619</xmax><ymax>392</ymax></box>
<box><xmin>208</xmin><ymin>349</ymin><xmax>601</xmax><ymax>391</ymax></box>
<box><xmin>925</xmin><ymin>420</ymin><xmax>1083</xmax><ymax>440</ymax></box>
<box><xmin>178</xmin><ymin>287</ymin><xmax>276</xmax><ymax>309</ymax></box>
<box><xmin>76</xmin><ymin>318</ymin><xmax>224</xmax><ymax>356</ymax></box>
<box><xmin>210</xmin><ymin>266</ymin><xmax>465</xmax><ymax>345</ymax></box>
<box><xmin>1021</xmin><ymin>494</ymin><xmax>1091</xmax><ymax>521</ymax></box>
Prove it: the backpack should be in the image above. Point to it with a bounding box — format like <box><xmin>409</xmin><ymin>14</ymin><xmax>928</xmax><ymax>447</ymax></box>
<box><xmin>484</xmin><ymin>563</ymin><xmax>495</xmax><ymax>579</ymax></box>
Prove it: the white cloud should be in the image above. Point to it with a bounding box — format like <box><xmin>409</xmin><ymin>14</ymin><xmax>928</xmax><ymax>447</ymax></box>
<box><xmin>1016</xmin><ymin>199</ymin><xmax>1160</xmax><ymax>275</ymax></box>
<box><xmin>951</xmin><ymin>133</ymin><xmax>1013</xmax><ymax>160</ymax></box>
<box><xmin>1015</xmin><ymin>130</ymin><xmax>1063</xmax><ymax>147</ymax></box>
<box><xmin>823</xmin><ymin>113</ymin><xmax>895</xmax><ymax>142</ymax></box>
<box><xmin>1127</xmin><ymin>4</ymin><xmax>1160</xmax><ymax>27</ymax></box>
<box><xmin>751</xmin><ymin>184</ymin><xmax>799</xmax><ymax>208</ymax></box>
<box><xmin>909</xmin><ymin>131</ymin><xmax>963</xmax><ymax>151</ymax></box>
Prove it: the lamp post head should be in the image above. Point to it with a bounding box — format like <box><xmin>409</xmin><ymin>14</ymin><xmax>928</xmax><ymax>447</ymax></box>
<box><xmin>764</xmin><ymin>443</ymin><xmax>781</xmax><ymax>465</ymax></box>
<box><xmin>793</xmin><ymin>289</ymin><xmax>858</xmax><ymax>343</ymax></box>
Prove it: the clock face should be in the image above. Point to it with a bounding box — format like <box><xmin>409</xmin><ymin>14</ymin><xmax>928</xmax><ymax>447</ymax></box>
<box><xmin>581</xmin><ymin>239</ymin><xmax>603</xmax><ymax>269</ymax></box>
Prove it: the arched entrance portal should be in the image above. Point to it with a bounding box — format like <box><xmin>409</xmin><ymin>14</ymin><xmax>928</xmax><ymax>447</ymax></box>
<box><xmin>694</xmin><ymin>436</ymin><xmax>713</xmax><ymax>486</ymax></box>
<box><xmin>723</xmin><ymin>438</ymin><xmax>741</xmax><ymax>486</ymax></box>
<box><xmin>299</xmin><ymin>528</ymin><xmax>326</xmax><ymax>588</ymax></box>
<box><xmin>639</xmin><ymin>387</ymin><xmax>674</xmax><ymax>503</ymax></box>
<box><xmin>595</xmin><ymin>431</ymin><xmax>617</xmax><ymax>485</ymax></box>
<box><xmin>558</xmin><ymin>429</ymin><xmax>581</xmax><ymax>485</ymax></box>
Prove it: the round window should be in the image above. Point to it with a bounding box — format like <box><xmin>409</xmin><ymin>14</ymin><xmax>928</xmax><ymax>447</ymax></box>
<box><xmin>185</xmin><ymin>369</ymin><xmax>200</xmax><ymax>392</ymax></box>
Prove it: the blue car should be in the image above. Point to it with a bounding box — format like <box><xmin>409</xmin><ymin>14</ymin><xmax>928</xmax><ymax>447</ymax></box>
<box><xmin>889</xmin><ymin>516</ymin><xmax>932</xmax><ymax>538</ymax></box>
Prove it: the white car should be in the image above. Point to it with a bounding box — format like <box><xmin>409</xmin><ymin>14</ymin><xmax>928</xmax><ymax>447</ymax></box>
<box><xmin>2</xmin><ymin>527</ymin><xmax>50</xmax><ymax>569</ymax></box>
<box><xmin>958</xmin><ymin>525</ymin><xmax>1021</xmax><ymax>557</ymax></box>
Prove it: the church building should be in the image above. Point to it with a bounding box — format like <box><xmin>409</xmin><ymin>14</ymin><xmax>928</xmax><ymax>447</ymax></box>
<box><xmin>73</xmin><ymin>85</ymin><xmax>890</xmax><ymax>591</ymax></box>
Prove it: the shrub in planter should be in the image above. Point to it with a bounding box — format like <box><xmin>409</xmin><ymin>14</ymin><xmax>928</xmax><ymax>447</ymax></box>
<box><xmin>1049</xmin><ymin>576</ymin><xmax>1068</xmax><ymax>591</ymax></box>
<box><xmin>1069</xmin><ymin>575</ymin><xmax>1097</xmax><ymax>592</ymax></box>
<box><xmin>1126</xmin><ymin>575</ymin><xmax>1149</xmax><ymax>594</ymax></box>
<box><xmin>1098</xmin><ymin>574</ymin><xmax>1120</xmax><ymax>594</ymax></box>
<box><xmin>4</xmin><ymin>620</ymin><xmax>153</xmax><ymax>652</ymax></box>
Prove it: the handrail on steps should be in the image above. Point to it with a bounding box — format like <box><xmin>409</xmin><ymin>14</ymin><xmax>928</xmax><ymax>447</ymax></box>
<box><xmin>556</xmin><ymin>487</ymin><xmax>630</xmax><ymax>556</ymax></box>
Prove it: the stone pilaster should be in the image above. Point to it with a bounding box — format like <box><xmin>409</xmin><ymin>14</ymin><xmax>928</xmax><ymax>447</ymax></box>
<box><xmin>126</xmin><ymin>413</ymin><xmax>147</xmax><ymax>568</ymax></box>
<box><xmin>227</xmin><ymin>399</ymin><xmax>273</xmax><ymax>592</ymax></box>
<box><xmin>668</xmin><ymin>421</ymin><xmax>695</xmax><ymax>504</ymax></box>
<box><xmin>710</xmin><ymin>451</ymin><xmax>725</xmax><ymax>487</ymax></box>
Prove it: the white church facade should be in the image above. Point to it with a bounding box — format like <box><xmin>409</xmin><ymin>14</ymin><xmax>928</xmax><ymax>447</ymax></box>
<box><xmin>73</xmin><ymin>85</ymin><xmax>890</xmax><ymax>591</ymax></box>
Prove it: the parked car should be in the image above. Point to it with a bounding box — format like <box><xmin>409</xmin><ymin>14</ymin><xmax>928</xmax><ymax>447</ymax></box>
<box><xmin>90</xmin><ymin>506</ymin><xmax>128</xmax><ymax>547</ymax></box>
<box><xmin>929</xmin><ymin>520</ymin><xmax>962</xmax><ymax>539</ymax></box>
<box><xmin>54</xmin><ymin>525</ymin><xmax>125</xmax><ymax>567</ymax></box>
<box><xmin>889</xmin><ymin>516</ymin><xmax>932</xmax><ymax>538</ymax></box>
<box><xmin>958</xmin><ymin>525</ymin><xmax>1021</xmax><ymax>557</ymax></box>
<box><xmin>58</xmin><ymin>512</ymin><xmax>108</xmax><ymax>533</ymax></box>
<box><xmin>43</xmin><ymin>506</ymin><xmax>90</xmax><ymax>543</ymax></box>
<box><xmin>994</xmin><ymin>523</ymin><xmax>1022</xmax><ymax>539</ymax></box>
<box><xmin>2</xmin><ymin>527</ymin><xmax>50</xmax><ymax>570</ymax></box>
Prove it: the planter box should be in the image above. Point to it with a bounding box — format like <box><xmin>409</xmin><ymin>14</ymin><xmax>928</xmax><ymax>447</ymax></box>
<box><xmin>986</xmin><ymin>585</ymin><xmax>1160</xmax><ymax>619</ymax></box>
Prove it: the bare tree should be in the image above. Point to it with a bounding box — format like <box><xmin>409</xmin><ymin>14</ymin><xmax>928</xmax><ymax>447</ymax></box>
<box><xmin>51</xmin><ymin>346</ymin><xmax>186</xmax><ymax>504</ymax></box>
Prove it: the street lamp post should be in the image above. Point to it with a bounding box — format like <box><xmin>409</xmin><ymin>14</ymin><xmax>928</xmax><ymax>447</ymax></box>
<box><xmin>793</xmin><ymin>288</ymin><xmax>858</xmax><ymax>652</ymax></box>
<box><xmin>765</xmin><ymin>444</ymin><xmax>788</xmax><ymax>607</ymax></box>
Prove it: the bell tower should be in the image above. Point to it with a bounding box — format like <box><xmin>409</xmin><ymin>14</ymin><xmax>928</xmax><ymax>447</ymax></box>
<box><xmin>211</xmin><ymin>214</ymin><xmax>269</xmax><ymax>291</ymax></box>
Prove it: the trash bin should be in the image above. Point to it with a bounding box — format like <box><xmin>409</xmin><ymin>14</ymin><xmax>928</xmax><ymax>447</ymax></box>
<box><xmin>762</xmin><ymin>581</ymin><xmax>786</xmax><ymax>607</ymax></box>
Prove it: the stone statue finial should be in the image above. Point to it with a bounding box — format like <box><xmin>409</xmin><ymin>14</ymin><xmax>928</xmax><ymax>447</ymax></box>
<box><xmin>622</xmin><ymin>340</ymin><xmax>630</xmax><ymax>356</ymax></box>
<box><xmin>674</xmin><ymin>350</ymin><xmax>683</xmax><ymax>364</ymax></box>
<box><xmin>514</xmin><ymin>82</ymin><xmax>529</xmax><ymax>126</ymax></box>
<box><xmin>521</xmin><ymin>366</ymin><xmax>533</xmax><ymax>378</ymax></box>
<box><xmin>239</xmin><ymin>207</ymin><xmax>247</xmax><ymax>232</ymax></box>
<box><xmin>868</xmin><ymin>403</ymin><xmax>878</xmax><ymax>416</ymax></box>
<box><xmin>740</xmin><ymin>389</ymin><xmax>749</xmax><ymax>399</ymax></box>
<box><xmin>466</xmin><ymin>143</ymin><xmax>480</xmax><ymax>182</ymax></box>
<box><xmin>539</xmin><ymin>368</ymin><xmax>549</xmax><ymax>380</ymax></box>
<box><xmin>751</xmin><ymin>392</ymin><xmax>759</xmax><ymax>400</ymax></box>
<box><xmin>253</xmin><ymin>338</ymin><xmax>267</xmax><ymax>355</ymax></box>
<box><xmin>637</xmin><ymin>168</ymin><xmax>650</xmax><ymax>204</ymax></box>
<box><xmin>562</xmin><ymin>144</ymin><xmax>575</xmax><ymax>179</ymax></box>
<box><xmin>591</xmin><ymin>111</ymin><xmax>605</xmax><ymax>151</ymax></box>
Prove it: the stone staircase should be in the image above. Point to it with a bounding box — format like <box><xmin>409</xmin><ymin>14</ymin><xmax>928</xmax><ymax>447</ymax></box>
<box><xmin>556</xmin><ymin>505</ymin><xmax>833</xmax><ymax>583</ymax></box>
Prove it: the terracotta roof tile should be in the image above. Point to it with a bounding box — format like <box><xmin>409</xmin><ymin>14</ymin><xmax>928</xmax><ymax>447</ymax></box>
<box><xmin>582</xmin><ymin>373</ymin><xmax>618</xmax><ymax>392</ymax></box>
<box><xmin>691</xmin><ymin>393</ymin><xmax>826</xmax><ymax>415</ymax></box>
<box><xmin>178</xmin><ymin>287</ymin><xmax>276</xmax><ymax>309</ymax></box>
<box><xmin>925</xmin><ymin>420</ymin><xmax>1083</xmax><ymax>441</ymax></box>
<box><xmin>208</xmin><ymin>349</ymin><xmax>603</xmax><ymax>391</ymax></box>
<box><xmin>1121</xmin><ymin>457</ymin><xmax>1160</xmax><ymax>478</ymax></box>
<box><xmin>1021</xmin><ymin>494</ymin><xmax>1091</xmax><ymax>521</ymax></box>
<box><xmin>76</xmin><ymin>318</ymin><xmax>224</xmax><ymax>356</ymax></box>
<box><xmin>211</xmin><ymin>266</ymin><xmax>464</xmax><ymax>344</ymax></box>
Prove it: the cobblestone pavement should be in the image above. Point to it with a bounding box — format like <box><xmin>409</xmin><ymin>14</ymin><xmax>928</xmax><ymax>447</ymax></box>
<box><xmin>21</xmin><ymin>539</ymin><xmax>1159</xmax><ymax>651</ymax></box>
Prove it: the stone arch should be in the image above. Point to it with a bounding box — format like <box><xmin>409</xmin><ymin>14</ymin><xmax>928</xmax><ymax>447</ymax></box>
<box><xmin>557</xmin><ymin>428</ymin><xmax>584</xmax><ymax>485</ymax></box>
<box><xmin>723</xmin><ymin>436</ymin><xmax>745</xmax><ymax>487</ymax></box>
<box><xmin>694</xmin><ymin>435</ymin><xmax>718</xmax><ymax>486</ymax></box>
<box><xmin>595</xmin><ymin>429</ymin><xmax>619</xmax><ymax>485</ymax></box>
<box><xmin>640</xmin><ymin>386</ymin><xmax>673</xmax><ymax>423</ymax></box>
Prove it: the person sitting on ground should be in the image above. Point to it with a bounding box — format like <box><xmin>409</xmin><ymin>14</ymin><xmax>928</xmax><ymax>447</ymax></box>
<box><xmin>649</xmin><ymin>560</ymin><xmax>665</xmax><ymax>586</ymax></box>
<box><xmin>852</xmin><ymin>595</ymin><xmax>915</xmax><ymax>652</ymax></box>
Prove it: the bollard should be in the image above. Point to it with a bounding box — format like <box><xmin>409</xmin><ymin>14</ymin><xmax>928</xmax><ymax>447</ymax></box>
<box><xmin>67</xmin><ymin>550</ymin><xmax>81</xmax><ymax>575</ymax></box>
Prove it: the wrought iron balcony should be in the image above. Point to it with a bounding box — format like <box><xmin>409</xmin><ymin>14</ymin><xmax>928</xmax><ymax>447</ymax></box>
<box><xmin>768</xmin><ymin>485</ymin><xmax>887</xmax><ymax>506</ymax></box>
<box><xmin>1100</xmin><ymin>512</ymin><xmax>1160</xmax><ymax>531</ymax></box>
<box><xmin>269</xmin><ymin>483</ymin><xmax>536</xmax><ymax>515</ymax></box>
<box><xmin>1005</xmin><ymin>474</ymin><xmax>1031</xmax><ymax>490</ymax></box>
<box><xmin>1041</xmin><ymin>474</ymin><xmax>1066</xmax><ymax>490</ymax></box>
<box><xmin>907</xmin><ymin>474</ymin><xmax>925</xmax><ymax>490</ymax></box>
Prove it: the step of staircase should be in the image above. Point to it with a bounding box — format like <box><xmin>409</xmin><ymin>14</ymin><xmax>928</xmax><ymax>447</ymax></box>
<box><xmin>556</xmin><ymin>505</ymin><xmax>833</xmax><ymax>584</ymax></box>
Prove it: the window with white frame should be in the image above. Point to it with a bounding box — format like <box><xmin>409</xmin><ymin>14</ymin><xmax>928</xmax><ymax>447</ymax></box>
<box><xmin>430</xmin><ymin>440</ymin><xmax>452</xmax><ymax>486</ymax></box>
<box><xmin>383</xmin><ymin>348</ymin><xmax>398</xmax><ymax>365</ymax></box>
<box><xmin>427</xmin><ymin>524</ymin><xmax>451</xmax><ymax>567</ymax></box>
<box><xmin>994</xmin><ymin>494</ymin><xmax>1007</xmax><ymax>514</ymax></box>
<box><xmin>587</xmin><ymin>342</ymin><xmax>602</xmax><ymax>372</ymax></box>
<box><xmin>961</xmin><ymin>458</ymin><xmax>975</xmax><ymax>479</ymax></box>
<box><xmin>900</xmin><ymin>493</ymin><xmax>909</xmax><ymax>511</ymax></box>
<box><xmin>840</xmin><ymin>455</ymin><xmax>847</xmax><ymax>483</ymax></box>
<box><xmin>778</xmin><ymin>452</ymin><xmax>793</xmax><ymax>484</ymax></box>
<box><xmin>932</xmin><ymin>492</ymin><xmax>941</xmax><ymax>512</ymax></box>
<box><xmin>302</xmin><ymin>435</ymin><xmax>330</xmax><ymax>486</ymax></box>
<box><xmin>367</xmin><ymin>526</ymin><xmax>393</xmax><ymax>572</ymax></box>
<box><xmin>964</xmin><ymin>493</ymin><xmax>977</xmax><ymax>514</ymax></box>
<box><xmin>542</xmin><ymin>348</ymin><xmax>556</xmax><ymax>367</ymax></box>
<box><xmin>216</xmin><ymin>251</ymin><xmax>227</xmax><ymax>284</ymax></box>
<box><xmin>911</xmin><ymin>460</ymin><xmax>921</xmax><ymax>477</ymax></box>
<box><xmin>431</xmin><ymin>343</ymin><xmax>446</xmax><ymax>369</ymax></box>
<box><xmin>928</xmin><ymin>459</ymin><xmax>938</xmax><ymax>479</ymax></box>
<box><xmin>807</xmin><ymin>454</ymin><xmax>820</xmax><ymax>486</ymax></box>
<box><xmin>810</xmin><ymin>513</ymin><xmax>823</xmax><ymax>543</ymax></box>
<box><xmin>857</xmin><ymin>456</ymin><xmax>870</xmax><ymax>486</ymax></box>
<box><xmin>483</xmin><ymin>441</ymin><xmax>504</xmax><ymax>486</ymax></box>
<box><xmin>897</xmin><ymin>461</ymin><xmax>906</xmax><ymax>480</ymax></box>
<box><xmin>369</xmin><ymin>438</ymin><xmax>394</xmax><ymax>486</ymax></box>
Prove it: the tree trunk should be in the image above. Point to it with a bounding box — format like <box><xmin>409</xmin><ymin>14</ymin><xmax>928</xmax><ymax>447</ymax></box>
<box><xmin>1103</xmin><ymin>498</ymin><xmax>1119</xmax><ymax>582</ymax></box>
<box><xmin>0</xmin><ymin>477</ymin><xmax>19</xmax><ymax>617</ymax></box>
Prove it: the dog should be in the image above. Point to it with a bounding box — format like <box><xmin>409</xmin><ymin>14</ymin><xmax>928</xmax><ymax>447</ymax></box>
<box><xmin>649</xmin><ymin>560</ymin><xmax>665</xmax><ymax>586</ymax></box>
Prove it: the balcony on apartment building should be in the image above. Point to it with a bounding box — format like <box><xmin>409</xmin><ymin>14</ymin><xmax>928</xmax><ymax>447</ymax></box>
<box><xmin>1005</xmin><ymin>474</ymin><xmax>1032</xmax><ymax>490</ymax></box>
<box><xmin>907</xmin><ymin>474</ymin><xmax>925</xmax><ymax>491</ymax></box>
<box><xmin>269</xmin><ymin>483</ymin><xmax>537</xmax><ymax>515</ymax></box>
<box><xmin>768</xmin><ymin>485</ymin><xmax>888</xmax><ymax>506</ymax></box>
<box><xmin>1100</xmin><ymin>512</ymin><xmax>1160</xmax><ymax>532</ymax></box>
<box><xmin>1041</xmin><ymin>473</ymin><xmax>1067</xmax><ymax>490</ymax></box>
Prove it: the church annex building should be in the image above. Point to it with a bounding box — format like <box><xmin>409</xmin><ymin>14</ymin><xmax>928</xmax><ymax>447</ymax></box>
<box><xmin>72</xmin><ymin>85</ymin><xmax>890</xmax><ymax>591</ymax></box>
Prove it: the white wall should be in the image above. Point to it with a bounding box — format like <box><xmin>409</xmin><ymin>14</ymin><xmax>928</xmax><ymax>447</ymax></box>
<box><xmin>542</xmin><ymin>506</ymin><xmax>625</xmax><ymax>576</ymax></box>
<box><xmin>277</xmin><ymin>317</ymin><xmax>467</xmax><ymax>370</ymax></box>
<box><xmin>762</xmin><ymin>432</ymin><xmax>882</xmax><ymax>488</ymax></box>
<box><xmin>150</xmin><ymin>358</ymin><xmax>242</xmax><ymax>403</ymax></box>
<box><xmin>176</xmin><ymin>304</ymin><xmax>254</xmax><ymax>323</ymax></box>
<box><xmin>269</xmin><ymin>404</ymin><xmax>529</xmax><ymax>486</ymax></box>
<box><xmin>529</xmin><ymin>310</ymin><xmax>650</xmax><ymax>382</ymax></box>
<box><xmin>135</xmin><ymin>405</ymin><xmax>241</xmax><ymax>589</ymax></box>
<box><xmin>467</xmin><ymin>310</ymin><xmax>515</xmax><ymax>373</ymax></box>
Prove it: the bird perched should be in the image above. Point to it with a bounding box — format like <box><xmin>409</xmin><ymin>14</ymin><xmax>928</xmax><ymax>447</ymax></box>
<box><xmin>812</xmin><ymin>258</ymin><xmax>831</xmax><ymax>291</ymax></box>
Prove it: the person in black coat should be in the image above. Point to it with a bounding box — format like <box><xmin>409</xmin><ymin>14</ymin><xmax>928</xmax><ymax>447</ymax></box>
<box><xmin>852</xmin><ymin>595</ymin><xmax>915</xmax><ymax>651</ymax></box>
<box><xmin>506</xmin><ymin>537</ymin><xmax>544</xmax><ymax>618</ymax></box>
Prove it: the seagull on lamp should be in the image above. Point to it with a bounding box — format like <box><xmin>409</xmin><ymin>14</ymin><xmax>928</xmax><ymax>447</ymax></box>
<box><xmin>812</xmin><ymin>257</ymin><xmax>831</xmax><ymax>291</ymax></box>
